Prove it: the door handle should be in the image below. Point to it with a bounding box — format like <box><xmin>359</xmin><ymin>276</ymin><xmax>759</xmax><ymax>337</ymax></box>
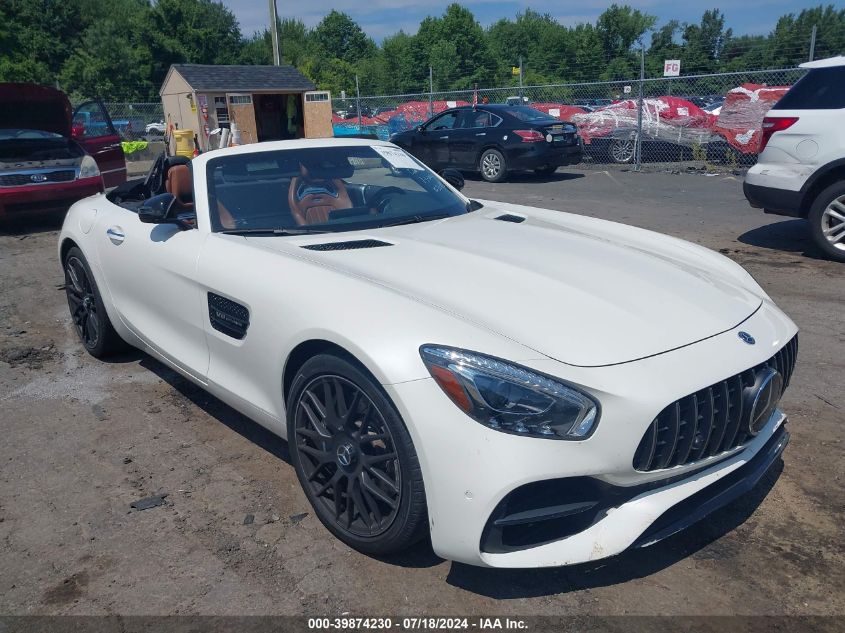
<box><xmin>475</xmin><ymin>132</ymin><xmax>486</xmax><ymax>136</ymax></box>
<box><xmin>438</xmin><ymin>135</ymin><xmax>449</xmax><ymax>140</ymax></box>
<box><xmin>106</xmin><ymin>227</ymin><xmax>125</xmax><ymax>244</ymax></box>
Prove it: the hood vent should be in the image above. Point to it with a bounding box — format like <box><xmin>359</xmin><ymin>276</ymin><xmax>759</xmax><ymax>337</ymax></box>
<box><xmin>495</xmin><ymin>214</ymin><xmax>526</xmax><ymax>224</ymax></box>
<box><xmin>301</xmin><ymin>239</ymin><xmax>392</xmax><ymax>252</ymax></box>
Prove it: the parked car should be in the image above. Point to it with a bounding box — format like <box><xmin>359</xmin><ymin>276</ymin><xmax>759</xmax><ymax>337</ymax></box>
<box><xmin>0</xmin><ymin>83</ymin><xmax>126</xmax><ymax>218</ymax></box>
<box><xmin>744</xmin><ymin>56</ymin><xmax>845</xmax><ymax>262</ymax></box>
<box><xmin>60</xmin><ymin>138</ymin><xmax>797</xmax><ymax>567</ymax></box>
<box><xmin>390</xmin><ymin>105</ymin><xmax>582</xmax><ymax>182</ymax></box>
<box><xmin>146</xmin><ymin>120</ymin><xmax>166</xmax><ymax>135</ymax></box>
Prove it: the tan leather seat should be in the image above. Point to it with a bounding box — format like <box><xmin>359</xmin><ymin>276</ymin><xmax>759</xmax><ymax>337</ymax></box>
<box><xmin>165</xmin><ymin>164</ymin><xmax>194</xmax><ymax>211</ymax></box>
<box><xmin>288</xmin><ymin>164</ymin><xmax>352</xmax><ymax>226</ymax></box>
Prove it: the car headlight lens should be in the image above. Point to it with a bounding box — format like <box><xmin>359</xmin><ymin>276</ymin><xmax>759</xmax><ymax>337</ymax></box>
<box><xmin>78</xmin><ymin>155</ymin><xmax>100</xmax><ymax>179</ymax></box>
<box><xmin>420</xmin><ymin>345</ymin><xmax>599</xmax><ymax>440</ymax></box>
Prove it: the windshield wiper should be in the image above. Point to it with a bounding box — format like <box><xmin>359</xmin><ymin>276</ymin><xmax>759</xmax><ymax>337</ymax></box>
<box><xmin>217</xmin><ymin>227</ymin><xmax>329</xmax><ymax>236</ymax></box>
<box><xmin>378</xmin><ymin>213</ymin><xmax>452</xmax><ymax>228</ymax></box>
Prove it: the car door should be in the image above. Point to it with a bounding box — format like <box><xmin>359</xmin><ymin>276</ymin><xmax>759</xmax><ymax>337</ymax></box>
<box><xmin>450</xmin><ymin>110</ymin><xmax>499</xmax><ymax>168</ymax></box>
<box><xmin>93</xmin><ymin>196</ymin><xmax>209</xmax><ymax>382</ymax></box>
<box><xmin>72</xmin><ymin>101</ymin><xmax>127</xmax><ymax>188</ymax></box>
<box><xmin>419</xmin><ymin>110</ymin><xmax>460</xmax><ymax>168</ymax></box>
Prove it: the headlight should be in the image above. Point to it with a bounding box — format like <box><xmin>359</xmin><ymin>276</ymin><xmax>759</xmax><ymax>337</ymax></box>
<box><xmin>420</xmin><ymin>345</ymin><xmax>599</xmax><ymax>440</ymax></box>
<box><xmin>78</xmin><ymin>155</ymin><xmax>100</xmax><ymax>179</ymax></box>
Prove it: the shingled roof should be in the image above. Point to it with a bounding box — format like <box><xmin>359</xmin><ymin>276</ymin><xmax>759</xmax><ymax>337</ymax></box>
<box><xmin>167</xmin><ymin>64</ymin><xmax>315</xmax><ymax>92</ymax></box>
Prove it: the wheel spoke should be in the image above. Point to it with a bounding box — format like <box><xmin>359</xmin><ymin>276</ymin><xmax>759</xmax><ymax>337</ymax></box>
<box><xmin>85</xmin><ymin>310</ymin><xmax>99</xmax><ymax>344</ymax></box>
<box><xmin>345</xmin><ymin>477</ymin><xmax>355</xmax><ymax>529</ymax></box>
<box><xmin>301</xmin><ymin>399</ymin><xmax>330</xmax><ymax>437</ymax></box>
<box><xmin>358</xmin><ymin>476</ymin><xmax>383</xmax><ymax>524</ymax></box>
<box><xmin>333</xmin><ymin>474</ymin><xmax>345</xmax><ymax>520</ymax></box>
<box><xmin>365</xmin><ymin>451</ymin><xmax>397</xmax><ymax>465</ymax></box>
<box><xmin>298</xmin><ymin>443</ymin><xmax>333</xmax><ymax>465</ymax></box>
<box><xmin>361</xmin><ymin>472</ymin><xmax>398</xmax><ymax>509</ymax></box>
<box><xmin>349</xmin><ymin>479</ymin><xmax>372</xmax><ymax>529</ymax></box>
<box><xmin>365</xmin><ymin>464</ymin><xmax>399</xmax><ymax>493</ymax></box>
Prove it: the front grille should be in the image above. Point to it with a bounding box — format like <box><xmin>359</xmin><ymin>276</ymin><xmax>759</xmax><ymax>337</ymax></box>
<box><xmin>0</xmin><ymin>170</ymin><xmax>77</xmax><ymax>187</ymax></box>
<box><xmin>633</xmin><ymin>335</ymin><xmax>797</xmax><ymax>472</ymax></box>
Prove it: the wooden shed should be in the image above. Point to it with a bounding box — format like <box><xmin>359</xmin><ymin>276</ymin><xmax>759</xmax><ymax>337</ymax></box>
<box><xmin>160</xmin><ymin>64</ymin><xmax>332</xmax><ymax>151</ymax></box>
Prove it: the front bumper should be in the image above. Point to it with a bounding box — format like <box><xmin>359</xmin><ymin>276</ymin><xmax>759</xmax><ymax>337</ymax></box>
<box><xmin>385</xmin><ymin>303</ymin><xmax>796</xmax><ymax>567</ymax></box>
<box><xmin>0</xmin><ymin>176</ymin><xmax>103</xmax><ymax>217</ymax></box>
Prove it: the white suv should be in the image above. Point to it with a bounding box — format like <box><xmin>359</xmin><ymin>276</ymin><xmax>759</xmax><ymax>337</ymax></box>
<box><xmin>744</xmin><ymin>56</ymin><xmax>845</xmax><ymax>262</ymax></box>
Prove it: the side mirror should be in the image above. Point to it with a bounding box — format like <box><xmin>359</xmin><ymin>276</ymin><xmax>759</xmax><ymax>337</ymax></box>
<box><xmin>417</xmin><ymin>125</ymin><xmax>425</xmax><ymax>133</ymax></box>
<box><xmin>71</xmin><ymin>124</ymin><xmax>84</xmax><ymax>139</ymax></box>
<box><xmin>139</xmin><ymin>193</ymin><xmax>177</xmax><ymax>224</ymax></box>
<box><xmin>440</xmin><ymin>168</ymin><xmax>464</xmax><ymax>191</ymax></box>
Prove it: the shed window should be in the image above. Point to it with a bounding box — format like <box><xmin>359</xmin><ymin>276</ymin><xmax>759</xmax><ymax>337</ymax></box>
<box><xmin>213</xmin><ymin>97</ymin><xmax>229</xmax><ymax>123</ymax></box>
<box><xmin>229</xmin><ymin>95</ymin><xmax>253</xmax><ymax>105</ymax></box>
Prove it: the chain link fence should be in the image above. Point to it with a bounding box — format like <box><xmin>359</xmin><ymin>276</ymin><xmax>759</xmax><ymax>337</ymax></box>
<box><xmin>331</xmin><ymin>68</ymin><xmax>805</xmax><ymax>171</ymax></box>
<box><xmin>100</xmin><ymin>69</ymin><xmax>804</xmax><ymax>172</ymax></box>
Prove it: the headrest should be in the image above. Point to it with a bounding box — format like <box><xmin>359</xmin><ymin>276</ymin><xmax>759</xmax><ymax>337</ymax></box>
<box><xmin>299</xmin><ymin>159</ymin><xmax>354</xmax><ymax>181</ymax></box>
<box><xmin>167</xmin><ymin>164</ymin><xmax>193</xmax><ymax>204</ymax></box>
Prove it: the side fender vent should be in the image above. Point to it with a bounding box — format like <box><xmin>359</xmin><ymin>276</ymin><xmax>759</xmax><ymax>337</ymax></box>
<box><xmin>208</xmin><ymin>292</ymin><xmax>250</xmax><ymax>340</ymax></box>
<box><xmin>495</xmin><ymin>214</ymin><xmax>526</xmax><ymax>224</ymax></box>
<box><xmin>301</xmin><ymin>239</ymin><xmax>392</xmax><ymax>251</ymax></box>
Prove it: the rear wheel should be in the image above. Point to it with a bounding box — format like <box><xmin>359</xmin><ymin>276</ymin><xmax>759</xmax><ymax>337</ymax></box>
<box><xmin>808</xmin><ymin>181</ymin><xmax>845</xmax><ymax>262</ymax></box>
<box><xmin>479</xmin><ymin>149</ymin><xmax>507</xmax><ymax>182</ymax></box>
<box><xmin>63</xmin><ymin>246</ymin><xmax>126</xmax><ymax>357</ymax></box>
<box><xmin>287</xmin><ymin>354</ymin><xmax>428</xmax><ymax>554</ymax></box>
<box><xmin>609</xmin><ymin>138</ymin><xmax>635</xmax><ymax>164</ymax></box>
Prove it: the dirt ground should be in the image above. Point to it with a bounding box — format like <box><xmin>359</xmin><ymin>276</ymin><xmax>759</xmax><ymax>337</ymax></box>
<box><xmin>0</xmin><ymin>169</ymin><xmax>843</xmax><ymax>617</ymax></box>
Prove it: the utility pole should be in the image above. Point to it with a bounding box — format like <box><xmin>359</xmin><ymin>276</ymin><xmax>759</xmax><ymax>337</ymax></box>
<box><xmin>269</xmin><ymin>0</ymin><xmax>280</xmax><ymax>66</ymax></box>
<box><xmin>635</xmin><ymin>46</ymin><xmax>644</xmax><ymax>172</ymax></box>
<box><xmin>809</xmin><ymin>25</ymin><xmax>817</xmax><ymax>62</ymax></box>
<box><xmin>518</xmin><ymin>56</ymin><xmax>524</xmax><ymax>101</ymax></box>
<box><xmin>355</xmin><ymin>75</ymin><xmax>362</xmax><ymax>132</ymax></box>
<box><xmin>428</xmin><ymin>66</ymin><xmax>433</xmax><ymax>119</ymax></box>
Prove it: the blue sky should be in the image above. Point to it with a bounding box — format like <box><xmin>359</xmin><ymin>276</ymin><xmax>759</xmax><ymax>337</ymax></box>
<box><xmin>223</xmin><ymin>0</ymin><xmax>833</xmax><ymax>42</ymax></box>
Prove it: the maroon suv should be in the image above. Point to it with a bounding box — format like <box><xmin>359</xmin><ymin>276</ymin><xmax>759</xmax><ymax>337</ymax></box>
<box><xmin>0</xmin><ymin>83</ymin><xmax>126</xmax><ymax>218</ymax></box>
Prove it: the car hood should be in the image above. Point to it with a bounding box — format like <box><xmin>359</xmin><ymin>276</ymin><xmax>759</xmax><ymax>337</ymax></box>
<box><xmin>0</xmin><ymin>83</ymin><xmax>73</xmax><ymax>137</ymax></box>
<box><xmin>249</xmin><ymin>202</ymin><xmax>763</xmax><ymax>367</ymax></box>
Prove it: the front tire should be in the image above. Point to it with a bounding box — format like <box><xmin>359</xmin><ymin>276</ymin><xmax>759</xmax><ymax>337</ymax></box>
<box><xmin>479</xmin><ymin>149</ymin><xmax>507</xmax><ymax>182</ymax></box>
<box><xmin>808</xmin><ymin>181</ymin><xmax>845</xmax><ymax>262</ymax></box>
<box><xmin>63</xmin><ymin>246</ymin><xmax>127</xmax><ymax>358</ymax></box>
<box><xmin>287</xmin><ymin>354</ymin><xmax>428</xmax><ymax>555</ymax></box>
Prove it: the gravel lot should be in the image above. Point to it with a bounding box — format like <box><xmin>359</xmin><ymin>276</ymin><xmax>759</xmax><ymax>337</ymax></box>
<box><xmin>0</xmin><ymin>168</ymin><xmax>842</xmax><ymax>618</ymax></box>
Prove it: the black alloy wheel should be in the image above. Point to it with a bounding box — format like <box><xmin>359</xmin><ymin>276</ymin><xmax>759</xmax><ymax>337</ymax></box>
<box><xmin>63</xmin><ymin>246</ymin><xmax>126</xmax><ymax>358</ymax></box>
<box><xmin>288</xmin><ymin>355</ymin><xmax>427</xmax><ymax>554</ymax></box>
<box><xmin>65</xmin><ymin>254</ymin><xmax>101</xmax><ymax>350</ymax></box>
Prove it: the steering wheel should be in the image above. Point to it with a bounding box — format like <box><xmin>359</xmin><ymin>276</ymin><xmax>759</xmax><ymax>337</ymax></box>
<box><xmin>369</xmin><ymin>186</ymin><xmax>406</xmax><ymax>214</ymax></box>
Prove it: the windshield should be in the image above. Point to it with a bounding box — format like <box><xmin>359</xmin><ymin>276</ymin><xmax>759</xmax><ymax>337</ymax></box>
<box><xmin>507</xmin><ymin>107</ymin><xmax>557</xmax><ymax>122</ymax></box>
<box><xmin>206</xmin><ymin>145</ymin><xmax>469</xmax><ymax>233</ymax></box>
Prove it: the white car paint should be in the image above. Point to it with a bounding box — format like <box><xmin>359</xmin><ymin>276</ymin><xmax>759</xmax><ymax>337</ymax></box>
<box><xmin>745</xmin><ymin>55</ymin><xmax>845</xmax><ymax>193</ymax></box>
<box><xmin>59</xmin><ymin>138</ymin><xmax>797</xmax><ymax>567</ymax></box>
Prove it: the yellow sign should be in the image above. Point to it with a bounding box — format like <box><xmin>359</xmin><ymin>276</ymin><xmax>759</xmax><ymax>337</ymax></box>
<box><xmin>512</xmin><ymin>66</ymin><xmax>521</xmax><ymax>76</ymax></box>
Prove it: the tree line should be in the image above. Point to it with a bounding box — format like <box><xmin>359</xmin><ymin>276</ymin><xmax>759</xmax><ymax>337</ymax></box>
<box><xmin>1</xmin><ymin>0</ymin><xmax>842</xmax><ymax>101</ymax></box>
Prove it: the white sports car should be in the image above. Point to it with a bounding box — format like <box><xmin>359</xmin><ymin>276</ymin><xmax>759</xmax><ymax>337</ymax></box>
<box><xmin>59</xmin><ymin>139</ymin><xmax>798</xmax><ymax>568</ymax></box>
